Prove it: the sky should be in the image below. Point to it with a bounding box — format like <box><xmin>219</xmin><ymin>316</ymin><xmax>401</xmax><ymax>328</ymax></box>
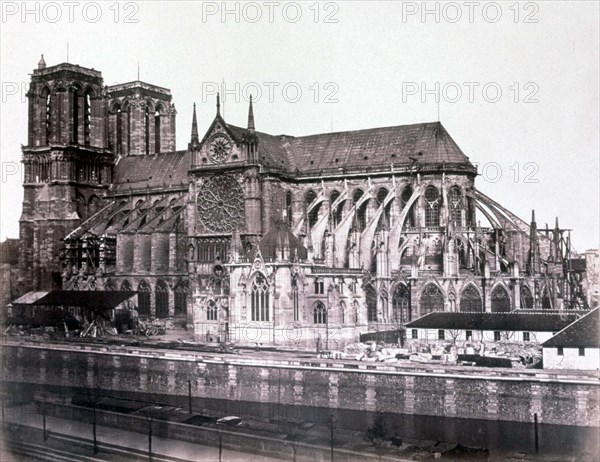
<box><xmin>0</xmin><ymin>1</ymin><xmax>598</xmax><ymax>251</ymax></box>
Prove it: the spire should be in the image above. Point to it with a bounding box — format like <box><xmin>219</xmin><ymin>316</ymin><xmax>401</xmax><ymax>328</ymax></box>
<box><xmin>38</xmin><ymin>54</ymin><xmax>46</xmax><ymax>70</ymax></box>
<box><xmin>216</xmin><ymin>93</ymin><xmax>221</xmax><ymax>116</ymax></box>
<box><xmin>528</xmin><ymin>209</ymin><xmax>540</xmax><ymax>275</ymax></box>
<box><xmin>554</xmin><ymin>216</ymin><xmax>561</xmax><ymax>260</ymax></box>
<box><xmin>188</xmin><ymin>103</ymin><xmax>200</xmax><ymax>151</ymax></box>
<box><xmin>247</xmin><ymin>95</ymin><xmax>255</xmax><ymax>133</ymax></box>
<box><xmin>191</xmin><ymin>103</ymin><xmax>199</xmax><ymax>140</ymax></box>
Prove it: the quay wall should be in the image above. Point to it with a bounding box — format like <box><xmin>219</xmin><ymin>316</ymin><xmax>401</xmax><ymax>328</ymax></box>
<box><xmin>2</xmin><ymin>342</ymin><xmax>599</xmax><ymax>428</ymax></box>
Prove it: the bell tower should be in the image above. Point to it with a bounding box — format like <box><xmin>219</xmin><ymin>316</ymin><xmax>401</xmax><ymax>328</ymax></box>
<box><xmin>19</xmin><ymin>57</ymin><xmax>113</xmax><ymax>293</ymax></box>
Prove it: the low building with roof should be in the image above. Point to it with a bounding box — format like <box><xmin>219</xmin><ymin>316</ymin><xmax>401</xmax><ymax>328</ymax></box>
<box><xmin>542</xmin><ymin>308</ymin><xmax>599</xmax><ymax>370</ymax></box>
<box><xmin>404</xmin><ymin>311</ymin><xmax>583</xmax><ymax>344</ymax></box>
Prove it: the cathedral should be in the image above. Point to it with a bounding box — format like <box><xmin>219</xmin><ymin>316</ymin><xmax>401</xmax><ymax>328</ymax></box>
<box><xmin>17</xmin><ymin>58</ymin><xmax>590</xmax><ymax>348</ymax></box>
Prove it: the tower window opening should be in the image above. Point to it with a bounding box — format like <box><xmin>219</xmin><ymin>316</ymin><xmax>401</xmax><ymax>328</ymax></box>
<box><xmin>154</xmin><ymin>110</ymin><xmax>161</xmax><ymax>153</ymax></box>
<box><xmin>84</xmin><ymin>92</ymin><xmax>91</xmax><ymax>145</ymax></box>
<box><xmin>46</xmin><ymin>93</ymin><xmax>52</xmax><ymax>142</ymax></box>
<box><xmin>145</xmin><ymin>106</ymin><xmax>150</xmax><ymax>155</ymax></box>
<box><xmin>116</xmin><ymin>107</ymin><xmax>123</xmax><ymax>154</ymax></box>
<box><xmin>72</xmin><ymin>88</ymin><xmax>79</xmax><ymax>143</ymax></box>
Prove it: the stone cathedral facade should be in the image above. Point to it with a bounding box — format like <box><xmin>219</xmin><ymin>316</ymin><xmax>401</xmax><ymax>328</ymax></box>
<box><xmin>17</xmin><ymin>58</ymin><xmax>589</xmax><ymax>347</ymax></box>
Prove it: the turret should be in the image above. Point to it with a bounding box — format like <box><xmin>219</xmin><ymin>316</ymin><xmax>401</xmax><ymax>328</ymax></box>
<box><xmin>528</xmin><ymin>209</ymin><xmax>540</xmax><ymax>275</ymax></box>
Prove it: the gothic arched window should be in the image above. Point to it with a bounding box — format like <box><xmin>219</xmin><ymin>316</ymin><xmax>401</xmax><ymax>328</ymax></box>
<box><xmin>541</xmin><ymin>286</ymin><xmax>552</xmax><ymax>309</ymax></box>
<box><xmin>491</xmin><ymin>286</ymin><xmax>511</xmax><ymax>313</ymax></box>
<box><xmin>340</xmin><ymin>301</ymin><xmax>346</xmax><ymax>324</ymax></box>
<box><xmin>377</xmin><ymin>187</ymin><xmax>391</xmax><ymax>228</ymax></box>
<box><xmin>314</xmin><ymin>301</ymin><xmax>327</xmax><ymax>324</ymax></box>
<box><xmin>520</xmin><ymin>285</ymin><xmax>534</xmax><ymax>309</ymax></box>
<box><xmin>392</xmin><ymin>284</ymin><xmax>411</xmax><ymax>323</ymax></box>
<box><xmin>207</xmin><ymin>299</ymin><xmax>218</xmax><ymax>321</ymax></box>
<box><xmin>175</xmin><ymin>281</ymin><xmax>188</xmax><ymax>316</ymax></box>
<box><xmin>366</xmin><ymin>284</ymin><xmax>377</xmax><ymax>322</ymax></box>
<box><xmin>353</xmin><ymin>189</ymin><xmax>368</xmax><ymax>232</ymax></box>
<box><xmin>305</xmin><ymin>190</ymin><xmax>319</xmax><ymax>228</ymax></box>
<box><xmin>330</xmin><ymin>190</ymin><xmax>343</xmax><ymax>228</ymax></box>
<box><xmin>120</xmin><ymin>279</ymin><xmax>132</xmax><ymax>291</ymax></box>
<box><xmin>292</xmin><ymin>275</ymin><xmax>300</xmax><ymax>322</ymax></box>
<box><xmin>137</xmin><ymin>280</ymin><xmax>151</xmax><ymax>316</ymax></box>
<box><xmin>420</xmin><ymin>284</ymin><xmax>444</xmax><ymax>315</ymax></box>
<box><xmin>449</xmin><ymin>186</ymin><xmax>463</xmax><ymax>227</ymax></box>
<box><xmin>155</xmin><ymin>280</ymin><xmax>169</xmax><ymax>318</ymax></box>
<box><xmin>400</xmin><ymin>186</ymin><xmax>415</xmax><ymax>227</ymax></box>
<box><xmin>424</xmin><ymin>186</ymin><xmax>440</xmax><ymax>227</ymax></box>
<box><xmin>460</xmin><ymin>285</ymin><xmax>482</xmax><ymax>312</ymax></box>
<box><xmin>251</xmin><ymin>273</ymin><xmax>270</xmax><ymax>321</ymax></box>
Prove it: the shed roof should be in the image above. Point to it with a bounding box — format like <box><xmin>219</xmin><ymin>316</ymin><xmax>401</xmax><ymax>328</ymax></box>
<box><xmin>32</xmin><ymin>291</ymin><xmax>137</xmax><ymax>310</ymax></box>
<box><xmin>542</xmin><ymin>308</ymin><xmax>599</xmax><ymax>348</ymax></box>
<box><xmin>405</xmin><ymin>311</ymin><xmax>581</xmax><ymax>332</ymax></box>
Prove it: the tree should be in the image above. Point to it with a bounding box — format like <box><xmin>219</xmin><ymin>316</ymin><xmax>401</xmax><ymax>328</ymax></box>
<box><xmin>282</xmin><ymin>418</ymin><xmax>307</xmax><ymax>462</ymax></box>
<box><xmin>327</xmin><ymin>414</ymin><xmax>337</xmax><ymax>462</ymax></box>
<box><xmin>138</xmin><ymin>404</ymin><xmax>157</xmax><ymax>461</ymax></box>
<box><xmin>80</xmin><ymin>361</ymin><xmax>101</xmax><ymax>454</ymax></box>
<box><xmin>367</xmin><ymin>411</ymin><xmax>389</xmax><ymax>461</ymax></box>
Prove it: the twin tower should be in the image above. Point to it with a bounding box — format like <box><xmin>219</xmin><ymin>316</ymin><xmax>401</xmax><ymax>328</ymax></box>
<box><xmin>19</xmin><ymin>57</ymin><xmax>177</xmax><ymax>293</ymax></box>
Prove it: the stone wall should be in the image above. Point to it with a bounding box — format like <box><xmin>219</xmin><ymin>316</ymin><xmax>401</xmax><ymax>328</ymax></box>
<box><xmin>2</xmin><ymin>343</ymin><xmax>598</xmax><ymax>428</ymax></box>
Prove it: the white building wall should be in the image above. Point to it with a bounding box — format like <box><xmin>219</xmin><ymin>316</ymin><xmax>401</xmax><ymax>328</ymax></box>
<box><xmin>543</xmin><ymin>347</ymin><xmax>600</xmax><ymax>370</ymax></box>
<box><xmin>411</xmin><ymin>328</ymin><xmax>556</xmax><ymax>343</ymax></box>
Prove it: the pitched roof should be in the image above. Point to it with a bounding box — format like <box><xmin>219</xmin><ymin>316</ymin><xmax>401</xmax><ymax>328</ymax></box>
<box><xmin>10</xmin><ymin>291</ymin><xmax>49</xmax><ymax>305</ymax></box>
<box><xmin>113</xmin><ymin>151</ymin><xmax>190</xmax><ymax>191</ymax></box>
<box><xmin>405</xmin><ymin>311</ymin><xmax>581</xmax><ymax>332</ymax></box>
<box><xmin>286</xmin><ymin>122</ymin><xmax>471</xmax><ymax>173</ymax></box>
<box><xmin>228</xmin><ymin>124</ymin><xmax>292</xmax><ymax>171</ymax></box>
<box><xmin>32</xmin><ymin>290</ymin><xmax>137</xmax><ymax>310</ymax></box>
<box><xmin>258</xmin><ymin>225</ymin><xmax>308</xmax><ymax>260</ymax></box>
<box><xmin>542</xmin><ymin>308</ymin><xmax>599</xmax><ymax>348</ymax></box>
<box><xmin>225</xmin><ymin>121</ymin><xmax>473</xmax><ymax>174</ymax></box>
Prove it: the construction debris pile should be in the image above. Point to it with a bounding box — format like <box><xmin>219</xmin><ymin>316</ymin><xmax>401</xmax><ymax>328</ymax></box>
<box><xmin>4</xmin><ymin>307</ymin><xmax>167</xmax><ymax>339</ymax></box>
<box><xmin>339</xmin><ymin>340</ymin><xmax>542</xmax><ymax>368</ymax></box>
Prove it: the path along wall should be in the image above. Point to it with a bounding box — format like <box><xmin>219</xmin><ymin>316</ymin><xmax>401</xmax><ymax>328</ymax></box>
<box><xmin>2</xmin><ymin>343</ymin><xmax>599</xmax><ymax>428</ymax></box>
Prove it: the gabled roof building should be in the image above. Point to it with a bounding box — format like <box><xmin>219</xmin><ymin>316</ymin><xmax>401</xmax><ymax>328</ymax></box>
<box><xmin>405</xmin><ymin>311</ymin><xmax>584</xmax><ymax>344</ymax></box>
<box><xmin>542</xmin><ymin>308</ymin><xmax>599</xmax><ymax>370</ymax></box>
<box><xmin>16</xmin><ymin>58</ymin><xmax>593</xmax><ymax>347</ymax></box>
